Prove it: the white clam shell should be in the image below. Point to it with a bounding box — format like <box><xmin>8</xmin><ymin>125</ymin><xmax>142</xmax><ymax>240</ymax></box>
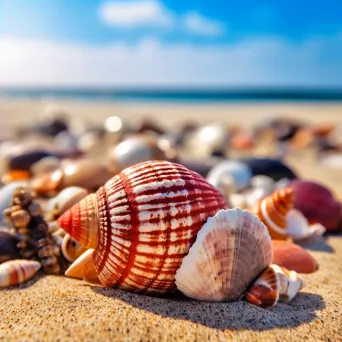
<box><xmin>175</xmin><ymin>208</ymin><xmax>272</xmax><ymax>302</ymax></box>
<box><xmin>286</xmin><ymin>209</ymin><xmax>326</xmax><ymax>241</ymax></box>
<box><xmin>207</xmin><ymin>161</ymin><xmax>252</xmax><ymax>193</ymax></box>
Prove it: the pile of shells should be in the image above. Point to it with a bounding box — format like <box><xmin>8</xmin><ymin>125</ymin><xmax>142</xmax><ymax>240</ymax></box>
<box><xmin>1</xmin><ymin>107</ymin><xmax>341</xmax><ymax>308</ymax></box>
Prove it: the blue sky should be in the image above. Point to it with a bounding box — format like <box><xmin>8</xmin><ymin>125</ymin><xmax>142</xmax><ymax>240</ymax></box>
<box><xmin>1</xmin><ymin>0</ymin><xmax>342</xmax><ymax>87</ymax></box>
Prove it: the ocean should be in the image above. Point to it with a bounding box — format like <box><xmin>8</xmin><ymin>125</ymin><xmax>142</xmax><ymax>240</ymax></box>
<box><xmin>2</xmin><ymin>87</ymin><xmax>342</xmax><ymax>103</ymax></box>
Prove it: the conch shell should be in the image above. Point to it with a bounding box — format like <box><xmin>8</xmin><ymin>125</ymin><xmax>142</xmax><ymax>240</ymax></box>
<box><xmin>0</xmin><ymin>260</ymin><xmax>41</xmax><ymax>288</ymax></box>
<box><xmin>251</xmin><ymin>188</ymin><xmax>294</xmax><ymax>240</ymax></box>
<box><xmin>245</xmin><ymin>264</ymin><xmax>306</xmax><ymax>307</ymax></box>
<box><xmin>58</xmin><ymin>160</ymin><xmax>228</xmax><ymax>293</ymax></box>
<box><xmin>175</xmin><ymin>208</ymin><xmax>272</xmax><ymax>302</ymax></box>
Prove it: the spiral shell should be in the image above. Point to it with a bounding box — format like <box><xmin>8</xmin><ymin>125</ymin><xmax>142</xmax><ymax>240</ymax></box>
<box><xmin>251</xmin><ymin>188</ymin><xmax>294</xmax><ymax>240</ymax></box>
<box><xmin>58</xmin><ymin>160</ymin><xmax>228</xmax><ymax>293</ymax></box>
<box><xmin>245</xmin><ymin>264</ymin><xmax>306</xmax><ymax>307</ymax></box>
<box><xmin>0</xmin><ymin>260</ymin><xmax>41</xmax><ymax>288</ymax></box>
<box><xmin>175</xmin><ymin>208</ymin><xmax>272</xmax><ymax>302</ymax></box>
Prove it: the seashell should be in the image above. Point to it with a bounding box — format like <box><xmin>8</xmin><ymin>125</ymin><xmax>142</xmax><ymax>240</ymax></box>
<box><xmin>250</xmin><ymin>175</ymin><xmax>275</xmax><ymax>192</ymax></box>
<box><xmin>108</xmin><ymin>135</ymin><xmax>168</xmax><ymax>174</ymax></box>
<box><xmin>0</xmin><ymin>230</ymin><xmax>21</xmax><ymax>264</ymax></box>
<box><xmin>230</xmin><ymin>130</ymin><xmax>254</xmax><ymax>150</ymax></box>
<box><xmin>272</xmin><ymin>240</ymin><xmax>318</xmax><ymax>273</ymax></box>
<box><xmin>0</xmin><ymin>259</ymin><xmax>41</xmax><ymax>288</ymax></box>
<box><xmin>45</xmin><ymin>186</ymin><xmax>88</xmax><ymax>221</ymax></box>
<box><xmin>61</xmin><ymin>234</ymin><xmax>88</xmax><ymax>263</ymax></box>
<box><xmin>1</xmin><ymin>170</ymin><xmax>31</xmax><ymax>184</ymax></box>
<box><xmin>251</xmin><ymin>188</ymin><xmax>294</xmax><ymax>240</ymax></box>
<box><xmin>184</xmin><ymin>123</ymin><xmax>230</xmax><ymax>158</ymax></box>
<box><xmin>272</xmin><ymin>264</ymin><xmax>306</xmax><ymax>302</ymax></box>
<box><xmin>0</xmin><ymin>181</ymin><xmax>29</xmax><ymax>226</ymax></box>
<box><xmin>245</xmin><ymin>264</ymin><xmax>306</xmax><ymax>307</ymax></box>
<box><xmin>244</xmin><ymin>265</ymin><xmax>279</xmax><ymax>307</ymax></box>
<box><xmin>286</xmin><ymin>209</ymin><xmax>326</xmax><ymax>241</ymax></box>
<box><xmin>287</xmin><ymin>180</ymin><xmax>342</xmax><ymax>231</ymax></box>
<box><xmin>175</xmin><ymin>208</ymin><xmax>272</xmax><ymax>302</ymax></box>
<box><xmin>241</xmin><ymin>158</ymin><xmax>297</xmax><ymax>181</ymax></box>
<box><xmin>31</xmin><ymin>159</ymin><xmax>112</xmax><ymax>195</ymax></box>
<box><xmin>58</xmin><ymin>160</ymin><xmax>228</xmax><ymax>293</ymax></box>
<box><xmin>206</xmin><ymin>160</ymin><xmax>252</xmax><ymax>193</ymax></box>
<box><xmin>65</xmin><ymin>248</ymin><xmax>101</xmax><ymax>285</ymax></box>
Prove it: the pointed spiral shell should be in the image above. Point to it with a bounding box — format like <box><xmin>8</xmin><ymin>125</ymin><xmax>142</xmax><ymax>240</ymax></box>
<box><xmin>251</xmin><ymin>188</ymin><xmax>294</xmax><ymax>240</ymax></box>
<box><xmin>58</xmin><ymin>160</ymin><xmax>228</xmax><ymax>293</ymax></box>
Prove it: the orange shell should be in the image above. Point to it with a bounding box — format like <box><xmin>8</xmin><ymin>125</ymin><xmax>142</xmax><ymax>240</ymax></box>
<box><xmin>58</xmin><ymin>160</ymin><xmax>228</xmax><ymax>293</ymax></box>
<box><xmin>272</xmin><ymin>240</ymin><xmax>318</xmax><ymax>273</ymax></box>
<box><xmin>251</xmin><ymin>188</ymin><xmax>294</xmax><ymax>240</ymax></box>
<box><xmin>245</xmin><ymin>266</ymin><xmax>279</xmax><ymax>307</ymax></box>
<box><xmin>0</xmin><ymin>260</ymin><xmax>41</xmax><ymax>288</ymax></box>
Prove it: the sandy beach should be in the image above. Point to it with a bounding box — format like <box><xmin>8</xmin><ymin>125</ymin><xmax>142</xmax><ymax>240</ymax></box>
<box><xmin>1</xmin><ymin>99</ymin><xmax>342</xmax><ymax>341</ymax></box>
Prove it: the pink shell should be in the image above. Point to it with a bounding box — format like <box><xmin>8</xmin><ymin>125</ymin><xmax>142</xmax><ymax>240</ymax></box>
<box><xmin>287</xmin><ymin>180</ymin><xmax>342</xmax><ymax>231</ymax></box>
<box><xmin>58</xmin><ymin>160</ymin><xmax>228</xmax><ymax>293</ymax></box>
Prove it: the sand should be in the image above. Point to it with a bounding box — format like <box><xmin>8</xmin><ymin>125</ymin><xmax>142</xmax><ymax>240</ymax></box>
<box><xmin>1</xmin><ymin>99</ymin><xmax>342</xmax><ymax>341</ymax></box>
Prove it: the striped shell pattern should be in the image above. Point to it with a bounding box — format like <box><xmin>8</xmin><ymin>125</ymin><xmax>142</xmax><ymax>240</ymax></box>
<box><xmin>58</xmin><ymin>160</ymin><xmax>228</xmax><ymax>293</ymax></box>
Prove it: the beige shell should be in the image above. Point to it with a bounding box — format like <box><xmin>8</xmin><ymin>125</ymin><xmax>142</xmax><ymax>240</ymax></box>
<box><xmin>0</xmin><ymin>260</ymin><xmax>41</xmax><ymax>288</ymax></box>
<box><xmin>61</xmin><ymin>234</ymin><xmax>88</xmax><ymax>262</ymax></box>
<box><xmin>175</xmin><ymin>208</ymin><xmax>272</xmax><ymax>302</ymax></box>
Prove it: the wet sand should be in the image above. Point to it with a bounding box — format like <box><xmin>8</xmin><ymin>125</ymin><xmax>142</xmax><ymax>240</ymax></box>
<box><xmin>0</xmin><ymin>99</ymin><xmax>342</xmax><ymax>341</ymax></box>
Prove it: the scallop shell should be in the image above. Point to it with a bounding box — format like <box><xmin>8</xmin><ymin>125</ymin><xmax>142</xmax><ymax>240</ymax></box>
<box><xmin>175</xmin><ymin>208</ymin><xmax>272</xmax><ymax>302</ymax></box>
<box><xmin>286</xmin><ymin>209</ymin><xmax>326</xmax><ymax>241</ymax></box>
<box><xmin>58</xmin><ymin>160</ymin><xmax>228</xmax><ymax>293</ymax></box>
<box><xmin>251</xmin><ymin>188</ymin><xmax>294</xmax><ymax>240</ymax></box>
<box><xmin>244</xmin><ymin>266</ymin><xmax>280</xmax><ymax>307</ymax></box>
<box><xmin>272</xmin><ymin>240</ymin><xmax>318</xmax><ymax>274</ymax></box>
<box><xmin>0</xmin><ymin>260</ymin><xmax>41</xmax><ymax>288</ymax></box>
<box><xmin>245</xmin><ymin>264</ymin><xmax>306</xmax><ymax>307</ymax></box>
<box><xmin>206</xmin><ymin>160</ymin><xmax>253</xmax><ymax>193</ymax></box>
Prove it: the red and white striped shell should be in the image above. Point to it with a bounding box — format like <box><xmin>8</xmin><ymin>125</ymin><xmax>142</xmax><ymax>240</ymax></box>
<box><xmin>58</xmin><ymin>160</ymin><xmax>228</xmax><ymax>293</ymax></box>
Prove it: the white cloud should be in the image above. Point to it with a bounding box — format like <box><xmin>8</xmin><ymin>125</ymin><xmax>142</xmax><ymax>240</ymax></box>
<box><xmin>99</xmin><ymin>0</ymin><xmax>174</xmax><ymax>28</ymax></box>
<box><xmin>182</xmin><ymin>12</ymin><xmax>225</xmax><ymax>37</ymax></box>
<box><xmin>0</xmin><ymin>35</ymin><xmax>341</xmax><ymax>87</ymax></box>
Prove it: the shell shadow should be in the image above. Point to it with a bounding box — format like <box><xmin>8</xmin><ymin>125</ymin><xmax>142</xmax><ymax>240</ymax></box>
<box><xmin>297</xmin><ymin>235</ymin><xmax>335</xmax><ymax>253</ymax></box>
<box><xmin>92</xmin><ymin>287</ymin><xmax>325</xmax><ymax>331</ymax></box>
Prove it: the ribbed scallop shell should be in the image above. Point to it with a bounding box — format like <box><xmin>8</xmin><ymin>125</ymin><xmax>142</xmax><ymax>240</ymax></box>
<box><xmin>251</xmin><ymin>188</ymin><xmax>294</xmax><ymax>240</ymax></box>
<box><xmin>0</xmin><ymin>260</ymin><xmax>41</xmax><ymax>288</ymax></box>
<box><xmin>58</xmin><ymin>160</ymin><xmax>228</xmax><ymax>293</ymax></box>
<box><xmin>175</xmin><ymin>208</ymin><xmax>272</xmax><ymax>302</ymax></box>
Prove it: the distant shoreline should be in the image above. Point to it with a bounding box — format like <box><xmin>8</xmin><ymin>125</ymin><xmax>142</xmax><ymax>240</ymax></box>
<box><xmin>2</xmin><ymin>87</ymin><xmax>342</xmax><ymax>103</ymax></box>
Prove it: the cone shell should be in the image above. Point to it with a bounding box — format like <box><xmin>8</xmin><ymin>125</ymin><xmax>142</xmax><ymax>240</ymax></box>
<box><xmin>0</xmin><ymin>260</ymin><xmax>41</xmax><ymax>288</ymax></box>
<box><xmin>251</xmin><ymin>188</ymin><xmax>294</xmax><ymax>240</ymax></box>
<box><xmin>244</xmin><ymin>266</ymin><xmax>280</xmax><ymax>307</ymax></box>
<box><xmin>272</xmin><ymin>240</ymin><xmax>318</xmax><ymax>273</ymax></box>
<box><xmin>58</xmin><ymin>160</ymin><xmax>228</xmax><ymax>293</ymax></box>
<box><xmin>175</xmin><ymin>208</ymin><xmax>272</xmax><ymax>302</ymax></box>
